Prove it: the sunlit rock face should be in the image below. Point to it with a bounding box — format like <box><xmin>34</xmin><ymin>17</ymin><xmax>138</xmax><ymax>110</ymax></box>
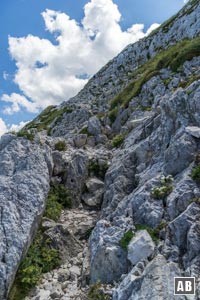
<box><xmin>1</xmin><ymin>0</ymin><xmax>200</xmax><ymax>299</ymax></box>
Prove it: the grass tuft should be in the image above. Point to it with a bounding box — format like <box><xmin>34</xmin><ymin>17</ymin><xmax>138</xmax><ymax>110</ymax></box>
<box><xmin>119</xmin><ymin>230</ymin><xmax>134</xmax><ymax>250</ymax></box>
<box><xmin>111</xmin><ymin>134</ymin><xmax>125</xmax><ymax>148</ymax></box>
<box><xmin>88</xmin><ymin>282</ymin><xmax>110</xmax><ymax>300</ymax></box>
<box><xmin>24</xmin><ymin>105</ymin><xmax>73</xmax><ymax>133</ymax></box>
<box><xmin>54</xmin><ymin>141</ymin><xmax>67</xmax><ymax>151</ymax></box>
<box><xmin>191</xmin><ymin>164</ymin><xmax>200</xmax><ymax>184</ymax></box>
<box><xmin>44</xmin><ymin>184</ymin><xmax>72</xmax><ymax>221</ymax></box>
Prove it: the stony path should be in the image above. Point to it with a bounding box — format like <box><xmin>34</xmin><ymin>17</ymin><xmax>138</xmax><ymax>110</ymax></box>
<box><xmin>25</xmin><ymin>208</ymin><xmax>99</xmax><ymax>300</ymax></box>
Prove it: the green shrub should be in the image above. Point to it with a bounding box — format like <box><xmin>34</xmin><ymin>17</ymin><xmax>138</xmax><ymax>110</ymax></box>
<box><xmin>191</xmin><ymin>164</ymin><xmax>200</xmax><ymax>183</ymax></box>
<box><xmin>88</xmin><ymin>160</ymin><xmax>109</xmax><ymax>179</ymax></box>
<box><xmin>108</xmin><ymin>107</ymin><xmax>118</xmax><ymax>123</ymax></box>
<box><xmin>97</xmin><ymin>112</ymin><xmax>106</xmax><ymax>119</ymax></box>
<box><xmin>54</xmin><ymin>141</ymin><xmax>67</xmax><ymax>151</ymax></box>
<box><xmin>111</xmin><ymin>134</ymin><xmax>125</xmax><ymax>148</ymax></box>
<box><xmin>151</xmin><ymin>175</ymin><xmax>173</xmax><ymax>199</ymax></box>
<box><xmin>44</xmin><ymin>194</ymin><xmax>63</xmax><ymax>221</ymax></box>
<box><xmin>9</xmin><ymin>232</ymin><xmax>60</xmax><ymax>300</ymax></box>
<box><xmin>151</xmin><ymin>185</ymin><xmax>173</xmax><ymax>199</ymax></box>
<box><xmin>50</xmin><ymin>183</ymin><xmax>72</xmax><ymax>208</ymax></box>
<box><xmin>88</xmin><ymin>282</ymin><xmax>110</xmax><ymax>300</ymax></box>
<box><xmin>20</xmin><ymin>265</ymin><xmax>41</xmax><ymax>286</ymax></box>
<box><xmin>119</xmin><ymin>230</ymin><xmax>134</xmax><ymax>250</ymax></box>
<box><xmin>17</xmin><ymin>131</ymin><xmax>35</xmax><ymax>141</ymax></box>
<box><xmin>44</xmin><ymin>184</ymin><xmax>72</xmax><ymax>221</ymax></box>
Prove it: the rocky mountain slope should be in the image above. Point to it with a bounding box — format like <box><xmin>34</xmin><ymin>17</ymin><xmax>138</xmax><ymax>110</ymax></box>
<box><xmin>0</xmin><ymin>0</ymin><xmax>200</xmax><ymax>299</ymax></box>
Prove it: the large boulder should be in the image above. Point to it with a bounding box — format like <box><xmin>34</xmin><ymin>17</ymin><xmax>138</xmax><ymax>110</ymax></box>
<box><xmin>128</xmin><ymin>230</ymin><xmax>155</xmax><ymax>266</ymax></box>
<box><xmin>88</xmin><ymin>116</ymin><xmax>102</xmax><ymax>136</ymax></box>
<box><xmin>53</xmin><ymin>149</ymin><xmax>89</xmax><ymax>206</ymax></box>
<box><xmin>82</xmin><ymin>177</ymin><xmax>104</xmax><ymax>207</ymax></box>
<box><xmin>89</xmin><ymin>220</ymin><xmax>128</xmax><ymax>284</ymax></box>
<box><xmin>0</xmin><ymin>137</ymin><xmax>53</xmax><ymax>299</ymax></box>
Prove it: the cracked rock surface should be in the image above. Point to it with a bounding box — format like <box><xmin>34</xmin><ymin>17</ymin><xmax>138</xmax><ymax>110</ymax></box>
<box><xmin>1</xmin><ymin>1</ymin><xmax>200</xmax><ymax>300</ymax></box>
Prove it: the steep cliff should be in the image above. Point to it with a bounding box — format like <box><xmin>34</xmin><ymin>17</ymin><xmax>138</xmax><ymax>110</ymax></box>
<box><xmin>0</xmin><ymin>0</ymin><xmax>200</xmax><ymax>299</ymax></box>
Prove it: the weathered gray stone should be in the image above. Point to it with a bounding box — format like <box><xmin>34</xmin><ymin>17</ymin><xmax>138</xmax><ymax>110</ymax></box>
<box><xmin>88</xmin><ymin>116</ymin><xmax>102</xmax><ymax>136</ymax></box>
<box><xmin>0</xmin><ymin>138</ymin><xmax>53</xmax><ymax>299</ymax></box>
<box><xmin>44</xmin><ymin>223</ymin><xmax>82</xmax><ymax>261</ymax></box>
<box><xmin>113</xmin><ymin>255</ymin><xmax>185</xmax><ymax>300</ymax></box>
<box><xmin>82</xmin><ymin>177</ymin><xmax>104</xmax><ymax>207</ymax></box>
<box><xmin>128</xmin><ymin>230</ymin><xmax>155</xmax><ymax>266</ymax></box>
<box><xmin>89</xmin><ymin>220</ymin><xmax>128</xmax><ymax>284</ymax></box>
<box><xmin>185</xmin><ymin>126</ymin><xmax>200</xmax><ymax>138</ymax></box>
<box><xmin>53</xmin><ymin>149</ymin><xmax>89</xmax><ymax>206</ymax></box>
<box><xmin>73</xmin><ymin>134</ymin><xmax>87</xmax><ymax>148</ymax></box>
<box><xmin>86</xmin><ymin>177</ymin><xmax>104</xmax><ymax>193</ymax></box>
<box><xmin>0</xmin><ymin>133</ymin><xmax>16</xmax><ymax>152</ymax></box>
<box><xmin>127</xmin><ymin>117</ymin><xmax>148</xmax><ymax>130</ymax></box>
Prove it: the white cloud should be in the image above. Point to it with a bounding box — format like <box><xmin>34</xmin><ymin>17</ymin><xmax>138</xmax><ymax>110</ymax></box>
<box><xmin>3</xmin><ymin>71</ymin><xmax>9</xmax><ymax>80</ymax></box>
<box><xmin>2</xmin><ymin>93</ymin><xmax>38</xmax><ymax>114</ymax></box>
<box><xmin>9</xmin><ymin>121</ymin><xmax>28</xmax><ymax>132</ymax></box>
<box><xmin>0</xmin><ymin>119</ymin><xmax>28</xmax><ymax>137</ymax></box>
<box><xmin>4</xmin><ymin>0</ymin><xmax>160</xmax><ymax>114</ymax></box>
<box><xmin>146</xmin><ymin>23</ymin><xmax>160</xmax><ymax>36</ymax></box>
<box><xmin>0</xmin><ymin>118</ymin><xmax>8</xmax><ymax>136</ymax></box>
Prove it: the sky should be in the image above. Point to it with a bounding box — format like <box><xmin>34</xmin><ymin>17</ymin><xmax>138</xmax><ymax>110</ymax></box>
<box><xmin>0</xmin><ymin>0</ymin><xmax>187</xmax><ymax>135</ymax></box>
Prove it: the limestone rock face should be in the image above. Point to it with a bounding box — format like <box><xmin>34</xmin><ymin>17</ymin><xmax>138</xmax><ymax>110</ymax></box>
<box><xmin>89</xmin><ymin>220</ymin><xmax>129</xmax><ymax>284</ymax></box>
<box><xmin>113</xmin><ymin>255</ymin><xmax>185</xmax><ymax>300</ymax></box>
<box><xmin>127</xmin><ymin>230</ymin><xmax>155</xmax><ymax>266</ymax></box>
<box><xmin>0</xmin><ymin>138</ymin><xmax>53</xmax><ymax>299</ymax></box>
<box><xmin>185</xmin><ymin>126</ymin><xmax>200</xmax><ymax>138</ymax></box>
<box><xmin>88</xmin><ymin>116</ymin><xmax>102</xmax><ymax>136</ymax></box>
<box><xmin>1</xmin><ymin>1</ymin><xmax>200</xmax><ymax>299</ymax></box>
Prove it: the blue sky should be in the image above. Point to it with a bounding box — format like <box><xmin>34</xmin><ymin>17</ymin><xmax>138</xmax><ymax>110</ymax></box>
<box><xmin>0</xmin><ymin>0</ymin><xmax>186</xmax><ymax>134</ymax></box>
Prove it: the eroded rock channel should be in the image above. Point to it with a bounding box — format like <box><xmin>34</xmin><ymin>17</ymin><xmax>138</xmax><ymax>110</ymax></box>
<box><xmin>24</xmin><ymin>208</ymin><xmax>106</xmax><ymax>300</ymax></box>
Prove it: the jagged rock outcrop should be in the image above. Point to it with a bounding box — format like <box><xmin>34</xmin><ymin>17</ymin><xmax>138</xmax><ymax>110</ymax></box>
<box><xmin>1</xmin><ymin>1</ymin><xmax>200</xmax><ymax>299</ymax></box>
<box><xmin>113</xmin><ymin>255</ymin><xmax>185</xmax><ymax>300</ymax></box>
<box><xmin>0</xmin><ymin>136</ymin><xmax>53</xmax><ymax>299</ymax></box>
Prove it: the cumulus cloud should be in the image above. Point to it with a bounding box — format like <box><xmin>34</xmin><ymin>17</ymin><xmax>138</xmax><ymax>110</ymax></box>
<box><xmin>3</xmin><ymin>0</ymin><xmax>160</xmax><ymax>114</ymax></box>
<box><xmin>2</xmin><ymin>93</ymin><xmax>38</xmax><ymax>114</ymax></box>
<box><xmin>0</xmin><ymin>119</ymin><xmax>28</xmax><ymax>137</ymax></box>
<box><xmin>9</xmin><ymin>121</ymin><xmax>28</xmax><ymax>132</ymax></box>
<box><xmin>0</xmin><ymin>118</ymin><xmax>8</xmax><ymax>136</ymax></box>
